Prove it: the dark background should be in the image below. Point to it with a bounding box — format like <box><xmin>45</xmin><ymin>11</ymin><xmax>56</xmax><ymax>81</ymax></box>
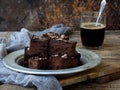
<box><xmin>0</xmin><ymin>0</ymin><xmax>120</xmax><ymax>31</ymax></box>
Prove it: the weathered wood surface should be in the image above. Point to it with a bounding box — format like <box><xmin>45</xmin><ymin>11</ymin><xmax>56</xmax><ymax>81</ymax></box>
<box><xmin>60</xmin><ymin>30</ymin><xmax>120</xmax><ymax>86</ymax></box>
<box><xmin>0</xmin><ymin>0</ymin><xmax>120</xmax><ymax>31</ymax></box>
<box><xmin>0</xmin><ymin>30</ymin><xmax>120</xmax><ymax>90</ymax></box>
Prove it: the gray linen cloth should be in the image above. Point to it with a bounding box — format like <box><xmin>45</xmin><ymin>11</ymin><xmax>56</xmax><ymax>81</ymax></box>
<box><xmin>0</xmin><ymin>24</ymin><xmax>71</xmax><ymax>90</ymax></box>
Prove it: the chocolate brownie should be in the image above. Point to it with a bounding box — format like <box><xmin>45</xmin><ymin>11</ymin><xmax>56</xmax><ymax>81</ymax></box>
<box><xmin>29</xmin><ymin>35</ymin><xmax>49</xmax><ymax>57</ymax></box>
<box><xmin>24</xmin><ymin>33</ymin><xmax>81</xmax><ymax>70</ymax></box>
<box><xmin>28</xmin><ymin>56</ymin><xmax>48</xmax><ymax>69</ymax></box>
<box><xmin>48</xmin><ymin>53</ymin><xmax>80</xmax><ymax>69</ymax></box>
<box><xmin>49</xmin><ymin>39</ymin><xmax>77</xmax><ymax>57</ymax></box>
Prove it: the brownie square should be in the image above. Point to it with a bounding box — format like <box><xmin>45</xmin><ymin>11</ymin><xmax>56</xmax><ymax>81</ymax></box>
<box><xmin>48</xmin><ymin>55</ymin><xmax>79</xmax><ymax>69</ymax></box>
<box><xmin>28</xmin><ymin>56</ymin><xmax>48</xmax><ymax>69</ymax></box>
<box><xmin>29</xmin><ymin>35</ymin><xmax>49</xmax><ymax>57</ymax></box>
<box><xmin>49</xmin><ymin>39</ymin><xmax>77</xmax><ymax>57</ymax></box>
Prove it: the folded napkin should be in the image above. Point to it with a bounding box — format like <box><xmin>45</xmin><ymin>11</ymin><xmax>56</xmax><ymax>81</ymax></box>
<box><xmin>0</xmin><ymin>24</ymin><xmax>71</xmax><ymax>90</ymax></box>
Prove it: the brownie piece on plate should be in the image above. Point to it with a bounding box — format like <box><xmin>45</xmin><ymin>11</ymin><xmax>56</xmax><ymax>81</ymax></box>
<box><xmin>49</xmin><ymin>39</ymin><xmax>77</xmax><ymax>57</ymax></box>
<box><xmin>28</xmin><ymin>56</ymin><xmax>48</xmax><ymax>69</ymax></box>
<box><xmin>29</xmin><ymin>35</ymin><xmax>48</xmax><ymax>58</ymax></box>
<box><xmin>48</xmin><ymin>53</ymin><xmax>80</xmax><ymax>69</ymax></box>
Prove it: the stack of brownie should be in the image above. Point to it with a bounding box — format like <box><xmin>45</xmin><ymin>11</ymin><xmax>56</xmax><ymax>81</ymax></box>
<box><xmin>24</xmin><ymin>32</ymin><xmax>80</xmax><ymax>69</ymax></box>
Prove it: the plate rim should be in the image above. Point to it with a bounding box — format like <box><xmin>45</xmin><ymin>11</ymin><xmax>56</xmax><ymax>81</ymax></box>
<box><xmin>3</xmin><ymin>48</ymin><xmax>101</xmax><ymax>75</ymax></box>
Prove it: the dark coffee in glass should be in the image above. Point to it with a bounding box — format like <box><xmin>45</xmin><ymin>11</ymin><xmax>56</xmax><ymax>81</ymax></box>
<box><xmin>80</xmin><ymin>22</ymin><xmax>105</xmax><ymax>47</ymax></box>
<box><xmin>80</xmin><ymin>12</ymin><xmax>106</xmax><ymax>48</ymax></box>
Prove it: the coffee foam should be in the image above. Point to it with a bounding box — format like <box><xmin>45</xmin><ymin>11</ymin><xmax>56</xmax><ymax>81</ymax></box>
<box><xmin>81</xmin><ymin>22</ymin><xmax>106</xmax><ymax>30</ymax></box>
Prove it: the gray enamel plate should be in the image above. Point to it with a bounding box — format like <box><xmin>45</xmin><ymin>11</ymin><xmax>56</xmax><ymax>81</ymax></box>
<box><xmin>3</xmin><ymin>49</ymin><xmax>101</xmax><ymax>76</ymax></box>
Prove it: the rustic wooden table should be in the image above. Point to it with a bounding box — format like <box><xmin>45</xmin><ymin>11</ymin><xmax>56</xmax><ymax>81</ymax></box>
<box><xmin>0</xmin><ymin>30</ymin><xmax>120</xmax><ymax>90</ymax></box>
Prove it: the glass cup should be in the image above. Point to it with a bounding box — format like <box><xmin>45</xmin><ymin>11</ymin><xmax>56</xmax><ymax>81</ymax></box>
<box><xmin>80</xmin><ymin>11</ymin><xmax>106</xmax><ymax>49</ymax></box>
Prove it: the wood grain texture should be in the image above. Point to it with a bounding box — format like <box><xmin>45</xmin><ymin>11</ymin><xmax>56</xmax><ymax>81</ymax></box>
<box><xmin>0</xmin><ymin>0</ymin><xmax>120</xmax><ymax>31</ymax></box>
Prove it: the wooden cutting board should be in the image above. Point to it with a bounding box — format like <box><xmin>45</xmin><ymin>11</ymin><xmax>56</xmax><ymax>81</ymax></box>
<box><xmin>59</xmin><ymin>30</ymin><xmax>120</xmax><ymax>86</ymax></box>
<box><xmin>59</xmin><ymin>61</ymin><xmax>120</xmax><ymax>86</ymax></box>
